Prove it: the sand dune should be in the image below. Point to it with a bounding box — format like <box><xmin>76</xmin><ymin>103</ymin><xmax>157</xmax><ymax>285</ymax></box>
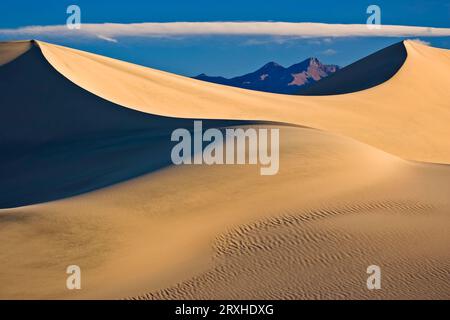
<box><xmin>0</xmin><ymin>41</ymin><xmax>31</xmax><ymax>66</ymax></box>
<box><xmin>0</xmin><ymin>40</ymin><xmax>255</xmax><ymax>208</ymax></box>
<box><xmin>0</xmin><ymin>40</ymin><xmax>449</xmax><ymax>299</ymax></box>
<box><xmin>39</xmin><ymin>39</ymin><xmax>450</xmax><ymax>163</ymax></box>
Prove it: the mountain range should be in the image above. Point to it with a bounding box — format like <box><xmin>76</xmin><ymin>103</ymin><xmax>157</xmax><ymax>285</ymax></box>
<box><xmin>193</xmin><ymin>57</ymin><xmax>339</xmax><ymax>94</ymax></box>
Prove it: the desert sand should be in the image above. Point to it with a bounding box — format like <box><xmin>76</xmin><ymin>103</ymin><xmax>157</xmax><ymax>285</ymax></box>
<box><xmin>0</xmin><ymin>39</ymin><xmax>449</xmax><ymax>299</ymax></box>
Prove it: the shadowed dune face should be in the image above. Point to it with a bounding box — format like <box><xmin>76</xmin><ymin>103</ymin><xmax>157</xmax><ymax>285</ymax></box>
<box><xmin>297</xmin><ymin>42</ymin><xmax>407</xmax><ymax>95</ymax></box>
<box><xmin>0</xmin><ymin>41</ymin><xmax>256</xmax><ymax>208</ymax></box>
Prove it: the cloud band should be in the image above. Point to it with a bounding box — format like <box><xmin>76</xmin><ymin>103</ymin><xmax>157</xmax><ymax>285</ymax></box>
<box><xmin>1</xmin><ymin>22</ymin><xmax>449</xmax><ymax>42</ymax></box>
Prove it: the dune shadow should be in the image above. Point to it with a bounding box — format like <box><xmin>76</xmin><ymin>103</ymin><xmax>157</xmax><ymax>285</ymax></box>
<box><xmin>297</xmin><ymin>42</ymin><xmax>407</xmax><ymax>96</ymax></box>
<box><xmin>0</xmin><ymin>41</ymin><xmax>261</xmax><ymax>208</ymax></box>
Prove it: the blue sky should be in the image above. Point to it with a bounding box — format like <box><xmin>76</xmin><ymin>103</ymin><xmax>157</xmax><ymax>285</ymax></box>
<box><xmin>0</xmin><ymin>0</ymin><xmax>449</xmax><ymax>77</ymax></box>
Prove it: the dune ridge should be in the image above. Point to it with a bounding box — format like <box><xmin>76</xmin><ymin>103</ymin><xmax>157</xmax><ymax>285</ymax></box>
<box><xmin>0</xmin><ymin>40</ymin><xmax>449</xmax><ymax>299</ymax></box>
<box><xmin>38</xmin><ymin>40</ymin><xmax>450</xmax><ymax>164</ymax></box>
<box><xmin>0</xmin><ymin>40</ymin><xmax>258</xmax><ymax>208</ymax></box>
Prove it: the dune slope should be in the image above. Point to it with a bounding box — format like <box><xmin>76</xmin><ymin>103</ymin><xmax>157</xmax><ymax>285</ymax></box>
<box><xmin>0</xmin><ymin>41</ymin><xmax>255</xmax><ymax>208</ymax></box>
<box><xmin>0</xmin><ymin>40</ymin><xmax>31</xmax><ymax>66</ymax></box>
<box><xmin>38</xmin><ymin>40</ymin><xmax>450</xmax><ymax>163</ymax></box>
<box><xmin>0</xmin><ymin>126</ymin><xmax>449</xmax><ymax>299</ymax></box>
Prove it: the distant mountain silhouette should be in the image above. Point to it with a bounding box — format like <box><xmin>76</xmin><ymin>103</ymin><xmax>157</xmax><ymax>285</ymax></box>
<box><xmin>193</xmin><ymin>58</ymin><xmax>339</xmax><ymax>94</ymax></box>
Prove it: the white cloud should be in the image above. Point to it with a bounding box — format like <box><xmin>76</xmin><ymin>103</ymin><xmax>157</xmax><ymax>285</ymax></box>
<box><xmin>0</xmin><ymin>22</ymin><xmax>449</xmax><ymax>40</ymax></box>
<box><xmin>242</xmin><ymin>36</ymin><xmax>299</xmax><ymax>46</ymax></box>
<box><xmin>321</xmin><ymin>49</ymin><xmax>337</xmax><ymax>55</ymax></box>
<box><xmin>96</xmin><ymin>35</ymin><xmax>118</xmax><ymax>43</ymax></box>
<box><xmin>307</xmin><ymin>38</ymin><xmax>334</xmax><ymax>46</ymax></box>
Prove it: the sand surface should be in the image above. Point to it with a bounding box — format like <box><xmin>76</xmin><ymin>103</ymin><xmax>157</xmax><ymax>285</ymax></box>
<box><xmin>0</xmin><ymin>40</ymin><xmax>449</xmax><ymax>299</ymax></box>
